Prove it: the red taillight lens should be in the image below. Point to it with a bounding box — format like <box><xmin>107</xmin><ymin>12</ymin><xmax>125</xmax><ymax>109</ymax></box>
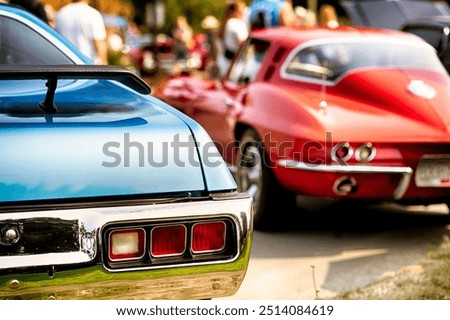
<box><xmin>109</xmin><ymin>228</ymin><xmax>145</xmax><ymax>261</ymax></box>
<box><xmin>151</xmin><ymin>225</ymin><xmax>186</xmax><ymax>257</ymax></box>
<box><xmin>192</xmin><ymin>221</ymin><xmax>226</xmax><ymax>253</ymax></box>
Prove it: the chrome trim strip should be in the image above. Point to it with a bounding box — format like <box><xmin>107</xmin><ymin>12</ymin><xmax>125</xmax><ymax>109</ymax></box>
<box><xmin>0</xmin><ymin>195</ymin><xmax>209</xmax><ymax>213</ymax></box>
<box><xmin>277</xmin><ymin>160</ymin><xmax>413</xmax><ymax>200</ymax></box>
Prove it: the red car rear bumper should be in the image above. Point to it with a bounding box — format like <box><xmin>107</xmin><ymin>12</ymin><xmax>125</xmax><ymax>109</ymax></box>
<box><xmin>276</xmin><ymin>160</ymin><xmax>450</xmax><ymax>202</ymax></box>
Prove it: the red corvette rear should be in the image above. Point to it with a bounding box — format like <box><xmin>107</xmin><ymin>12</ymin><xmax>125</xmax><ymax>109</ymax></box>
<box><xmin>154</xmin><ymin>26</ymin><xmax>450</xmax><ymax>229</ymax></box>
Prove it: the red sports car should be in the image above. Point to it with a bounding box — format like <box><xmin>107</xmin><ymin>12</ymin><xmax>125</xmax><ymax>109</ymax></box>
<box><xmin>154</xmin><ymin>26</ymin><xmax>450</xmax><ymax>229</ymax></box>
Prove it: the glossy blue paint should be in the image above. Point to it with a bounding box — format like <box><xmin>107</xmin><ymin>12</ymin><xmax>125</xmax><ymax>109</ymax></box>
<box><xmin>0</xmin><ymin>5</ymin><xmax>237</xmax><ymax>203</ymax></box>
<box><xmin>152</xmin><ymin>98</ymin><xmax>238</xmax><ymax>192</ymax></box>
<box><xmin>0</xmin><ymin>80</ymin><xmax>210</xmax><ymax>202</ymax></box>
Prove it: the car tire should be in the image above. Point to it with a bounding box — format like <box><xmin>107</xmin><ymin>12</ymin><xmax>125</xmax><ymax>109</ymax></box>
<box><xmin>236</xmin><ymin>129</ymin><xmax>297</xmax><ymax>230</ymax></box>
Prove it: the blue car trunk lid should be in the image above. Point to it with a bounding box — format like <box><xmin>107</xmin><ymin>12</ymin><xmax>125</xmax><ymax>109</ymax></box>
<box><xmin>0</xmin><ymin>80</ymin><xmax>206</xmax><ymax>203</ymax></box>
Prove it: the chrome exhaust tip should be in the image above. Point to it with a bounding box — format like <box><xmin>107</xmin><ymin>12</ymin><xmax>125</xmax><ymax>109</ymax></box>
<box><xmin>333</xmin><ymin>176</ymin><xmax>358</xmax><ymax>195</ymax></box>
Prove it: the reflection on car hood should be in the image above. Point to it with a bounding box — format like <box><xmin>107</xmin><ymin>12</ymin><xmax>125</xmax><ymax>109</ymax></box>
<box><xmin>322</xmin><ymin>68</ymin><xmax>450</xmax><ymax>140</ymax></box>
<box><xmin>336</xmin><ymin>69</ymin><xmax>449</xmax><ymax>125</ymax></box>
<box><xmin>0</xmin><ymin>80</ymin><xmax>207</xmax><ymax>203</ymax></box>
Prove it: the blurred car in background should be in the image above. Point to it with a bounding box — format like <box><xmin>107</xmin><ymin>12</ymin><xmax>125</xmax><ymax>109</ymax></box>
<box><xmin>342</xmin><ymin>0</ymin><xmax>450</xmax><ymax>30</ymax></box>
<box><xmin>154</xmin><ymin>32</ymin><xmax>209</xmax><ymax>74</ymax></box>
<box><xmin>103</xmin><ymin>14</ymin><xmax>158</xmax><ymax>75</ymax></box>
<box><xmin>401</xmin><ymin>16</ymin><xmax>450</xmax><ymax>73</ymax></box>
<box><xmin>153</xmin><ymin>33</ymin><xmax>174</xmax><ymax>73</ymax></box>
<box><xmin>127</xmin><ymin>32</ymin><xmax>159</xmax><ymax>75</ymax></box>
<box><xmin>155</xmin><ymin>26</ymin><xmax>450</xmax><ymax>229</ymax></box>
<box><xmin>0</xmin><ymin>4</ymin><xmax>252</xmax><ymax>300</ymax></box>
<box><xmin>189</xmin><ymin>33</ymin><xmax>209</xmax><ymax>71</ymax></box>
<box><xmin>342</xmin><ymin>0</ymin><xmax>450</xmax><ymax>72</ymax></box>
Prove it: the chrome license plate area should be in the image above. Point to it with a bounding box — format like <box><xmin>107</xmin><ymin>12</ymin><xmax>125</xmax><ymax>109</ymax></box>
<box><xmin>415</xmin><ymin>155</ymin><xmax>450</xmax><ymax>187</ymax></box>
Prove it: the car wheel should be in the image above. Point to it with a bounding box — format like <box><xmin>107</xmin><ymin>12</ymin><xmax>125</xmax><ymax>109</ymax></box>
<box><xmin>236</xmin><ymin>129</ymin><xmax>296</xmax><ymax>229</ymax></box>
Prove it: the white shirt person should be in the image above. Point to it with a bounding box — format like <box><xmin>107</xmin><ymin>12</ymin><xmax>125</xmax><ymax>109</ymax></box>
<box><xmin>217</xmin><ymin>1</ymin><xmax>249</xmax><ymax>77</ymax></box>
<box><xmin>55</xmin><ymin>0</ymin><xmax>108</xmax><ymax>64</ymax></box>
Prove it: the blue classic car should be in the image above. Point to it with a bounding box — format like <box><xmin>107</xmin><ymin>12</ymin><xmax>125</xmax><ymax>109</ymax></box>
<box><xmin>0</xmin><ymin>4</ymin><xmax>252</xmax><ymax>299</ymax></box>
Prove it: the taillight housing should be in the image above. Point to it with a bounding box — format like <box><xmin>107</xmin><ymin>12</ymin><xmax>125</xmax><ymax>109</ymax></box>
<box><xmin>108</xmin><ymin>228</ymin><xmax>146</xmax><ymax>262</ymax></box>
<box><xmin>192</xmin><ymin>221</ymin><xmax>226</xmax><ymax>253</ymax></box>
<box><xmin>103</xmin><ymin>219</ymin><xmax>236</xmax><ymax>270</ymax></box>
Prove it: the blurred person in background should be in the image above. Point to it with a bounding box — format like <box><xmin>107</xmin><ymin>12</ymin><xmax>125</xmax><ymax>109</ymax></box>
<box><xmin>171</xmin><ymin>15</ymin><xmax>194</xmax><ymax>70</ymax></box>
<box><xmin>9</xmin><ymin>0</ymin><xmax>49</xmax><ymax>23</ymax></box>
<box><xmin>43</xmin><ymin>3</ymin><xmax>55</xmax><ymax>27</ymax></box>
<box><xmin>217</xmin><ymin>0</ymin><xmax>249</xmax><ymax>77</ymax></box>
<box><xmin>294</xmin><ymin>5</ymin><xmax>317</xmax><ymax>26</ymax></box>
<box><xmin>201</xmin><ymin>15</ymin><xmax>221</xmax><ymax>78</ymax></box>
<box><xmin>319</xmin><ymin>4</ymin><xmax>339</xmax><ymax>28</ymax></box>
<box><xmin>249</xmin><ymin>0</ymin><xmax>297</xmax><ymax>29</ymax></box>
<box><xmin>55</xmin><ymin>0</ymin><xmax>108</xmax><ymax>64</ymax></box>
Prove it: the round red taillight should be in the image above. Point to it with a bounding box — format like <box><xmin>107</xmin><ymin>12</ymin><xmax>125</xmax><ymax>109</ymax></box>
<box><xmin>331</xmin><ymin>142</ymin><xmax>353</xmax><ymax>162</ymax></box>
<box><xmin>355</xmin><ymin>143</ymin><xmax>376</xmax><ymax>162</ymax></box>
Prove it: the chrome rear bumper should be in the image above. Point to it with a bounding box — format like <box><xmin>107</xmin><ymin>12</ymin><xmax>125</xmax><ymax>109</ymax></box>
<box><xmin>0</xmin><ymin>194</ymin><xmax>253</xmax><ymax>300</ymax></box>
<box><xmin>278</xmin><ymin>160</ymin><xmax>413</xmax><ymax>199</ymax></box>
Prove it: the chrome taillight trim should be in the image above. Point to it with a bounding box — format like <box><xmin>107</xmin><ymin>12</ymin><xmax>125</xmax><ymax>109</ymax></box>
<box><xmin>103</xmin><ymin>219</ymin><xmax>235</xmax><ymax>269</ymax></box>
<box><xmin>331</xmin><ymin>142</ymin><xmax>354</xmax><ymax>162</ymax></box>
<box><xmin>355</xmin><ymin>143</ymin><xmax>377</xmax><ymax>163</ymax></box>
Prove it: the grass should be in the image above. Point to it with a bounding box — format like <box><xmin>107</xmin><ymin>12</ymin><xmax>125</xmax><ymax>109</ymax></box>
<box><xmin>334</xmin><ymin>235</ymin><xmax>450</xmax><ymax>299</ymax></box>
